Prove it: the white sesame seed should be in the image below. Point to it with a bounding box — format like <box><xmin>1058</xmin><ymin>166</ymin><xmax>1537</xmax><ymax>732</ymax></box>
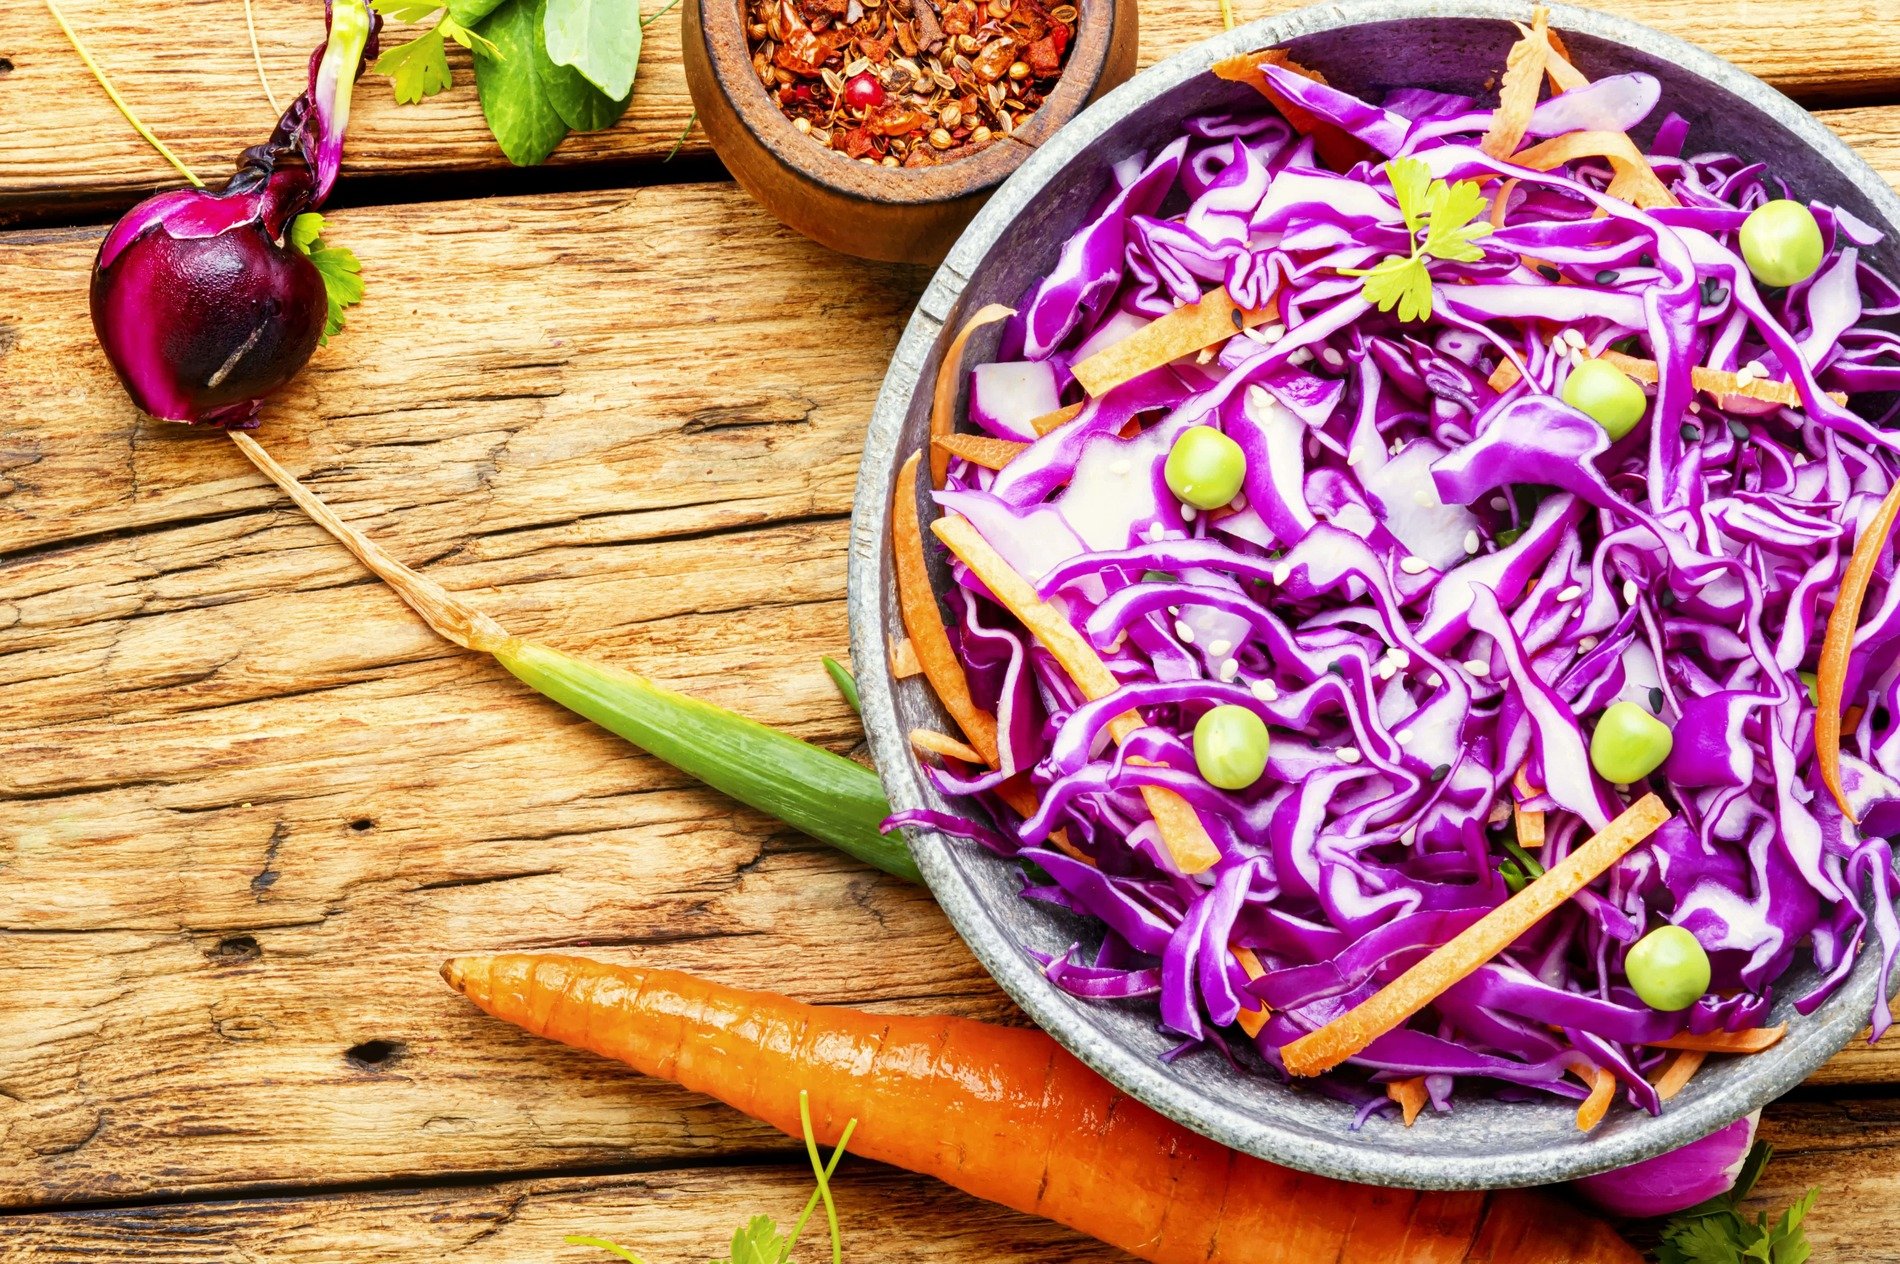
<box><xmin>1250</xmin><ymin>678</ymin><xmax>1280</xmax><ymax>702</ymax></box>
<box><xmin>1490</xmin><ymin>496</ymin><xmax>1510</xmax><ymax>511</ymax></box>
<box><xmin>1290</xmin><ymin>347</ymin><xmax>1316</xmax><ymax>366</ymax></box>
<box><xmin>1376</xmin><ymin>659</ymin><xmax>1399</xmax><ymax>681</ymax></box>
<box><xmin>1262</xmin><ymin>323</ymin><xmax>1287</xmax><ymax>342</ymax></box>
<box><xmin>1578</xmin><ymin>635</ymin><xmax>1599</xmax><ymax>652</ymax></box>
<box><xmin>1563</xmin><ymin>328</ymin><xmax>1587</xmax><ymax>350</ymax></box>
<box><xmin>1399</xmin><ymin>556</ymin><xmax>1430</xmax><ymax>575</ymax></box>
<box><xmin>1623</xmin><ymin>580</ymin><xmax>1639</xmax><ymax>604</ymax></box>
<box><xmin>1272</xmin><ymin>562</ymin><xmax>1292</xmax><ymax>585</ymax></box>
<box><xmin>1182</xmin><ymin>505</ymin><xmax>1198</xmax><ymax>522</ymax></box>
<box><xmin>1557</xmin><ymin>583</ymin><xmax>1583</xmax><ymax>601</ymax></box>
<box><xmin>1572</xmin><ymin>604</ymin><xmax>1584</xmax><ymax>619</ymax></box>
<box><xmin>1320</xmin><ymin>347</ymin><xmax>1345</xmax><ymax>370</ymax></box>
<box><xmin>1219</xmin><ymin>657</ymin><xmax>1240</xmax><ymax>682</ymax></box>
<box><xmin>1400</xmin><ymin>827</ymin><xmax>1417</xmax><ymax>846</ymax></box>
<box><xmin>1231</xmin><ymin>493</ymin><xmax>1247</xmax><ymax>511</ymax></box>
<box><xmin>1741</xmin><ymin>359</ymin><xmax>1768</xmax><ymax>382</ymax></box>
<box><xmin>1175</xmin><ymin>621</ymin><xmax>1196</xmax><ymax>643</ymax></box>
<box><xmin>1167</xmin><ymin>605</ymin><xmax>1179</xmax><ymax>616</ymax></box>
<box><xmin>1425</xmin><ymin>672</ymin><xmax>1442</xmax><ymax>687</ymax></box>
<box><xmin>1110</xmin><ymin>458</ymin><xmax>1132</xmax><ymax>475</ymax></box>
<box><xmin>1464</xmin><ymin>530</ymin><xmax>1481</xmax><ymax>555</ymax></box>
<box><xmin>1395</xmin><ymin>727</ymin><xmax>1415</xmax><ymax>744</ymax></box>
<box><xmin>1465</xmin><ymin>659</ymin><xmax>1491</xmax><ymax>677</ymax></box>
<box><xmin>1208</xmin><ymin>639</ymin><xmax>1232</xmax><ymax>656</ymax></box>
<box><xmin>1338</xmin><ymin>746</ymin><xmax>1362</xmax><ymax>764</ymax></box>
<box><xmin>1148</xmin><ymin>523</ymin><xmax>1166</xmax><ymax>542</ymax></box>
<box><xmin>1688</xmin><ymin>400</ymin><xmax>1702</xmax><ymax>414</ymax></box>
<box><xmin>1306</xmin><ymin>435</ymin><xmax>1321</xmax><ymax>459</ymax></box>
<box><xmin>1414</xmin><ymin>489</ymin><xmax>1437</xmax><ymax>508</ymax></box>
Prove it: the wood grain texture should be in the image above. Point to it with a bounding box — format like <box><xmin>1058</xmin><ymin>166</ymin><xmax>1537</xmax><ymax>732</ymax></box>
<box><xmin>4</xmin><ymin>0</ymin><xmax>1898</xmax><ymax>222</ymax></box>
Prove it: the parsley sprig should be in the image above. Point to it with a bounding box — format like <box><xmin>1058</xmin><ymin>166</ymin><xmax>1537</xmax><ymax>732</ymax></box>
<box><xmin>1342</xmin><ymin>156</ymin><xmax>1492</xmax><ymax>323</ymax></box>
<box><xmin>288</xmin><ymin>212</ymin><xmax>365</xmax><ymax>344</ymax></box>
<box><xmin>568</xmin><ymin>1091</ymin><xmax>860</xmax><ymax>1264</ymax></box>
<box><xmin>1657</xmin><ymin>1142</ymin><xmax>1817</xmax><ymax>1264</ymax></box>
<box><xmin>369</xmin><ymin>1</ymin><xmax>500</xmax><ymax>104</ymax></box>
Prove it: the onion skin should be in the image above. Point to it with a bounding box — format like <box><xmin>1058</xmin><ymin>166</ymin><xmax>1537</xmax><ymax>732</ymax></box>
<box><xmin>86</xmin><ymin>0</ymin><xmax>377</xmax><ymax>429</ymax></box>
<box><xmin>1572</xmin><ymin>1110</ymin><xmax>1758</xmax><ymax>1218</ymax></box>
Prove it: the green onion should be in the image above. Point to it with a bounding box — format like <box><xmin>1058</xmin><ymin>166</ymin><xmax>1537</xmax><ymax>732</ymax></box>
<box><xmin>822</xmin><ymin>654</ymin><xmax>862</xmax><ymax>714</ymax></box>
<box><xmin>228</xmin><ymin>433</ymin><xmax>918</xmax><ymax>884</ymax></box>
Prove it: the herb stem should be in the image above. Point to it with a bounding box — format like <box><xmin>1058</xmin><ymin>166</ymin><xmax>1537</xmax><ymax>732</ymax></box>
<box><xmin>786</xmin><ymin>1090</ymin><xmax>858</xmax><ymax>1262</ymax></box>
<box><xmin>561</xmin><ymin>1237</ymin><xmax>649</xmax><ymax>1264</ymax></box>
<box><xmin>641</xmin><ymin>0</ymin><xmax>683</xmax><ymax>28</ymax></box>
<box><xmin>665</xmin><ymin>109</ymin><xmax>697</xmax><ymax>162</ymax></box>
<box><xmin>244</xmin><ymin>0</ymin><xmax>284</xmax><ymax>112</ymax></box>
<box><xmin>44</xmin><ymin>0</ymin><xmax>205</xmax><ymax>187</ymax></box>
<box><xmin>1219</xmin><ymin>0</ymin><xmax>1234</xmax><ymax>30</ymax></box>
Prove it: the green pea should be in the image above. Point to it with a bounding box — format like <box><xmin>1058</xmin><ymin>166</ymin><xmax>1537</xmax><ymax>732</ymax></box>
<box><xmin>1165</xmin><ymin>426</ymin><xmax>1247</xmax><ymax>510</ymax></box>
<box><xmin>1626</xmin><ymin>924</ymin><xmax>1711</xmax><ymax>1012</ymax></box>
<box><xmin>1739</xmin><ymin>199</ymin><xmax>1826</xmax><ymax>288</ymax></box>
<box><xmin>1590</xmin><ymin>700</ymin><xmax>1674</xmax><ymax>784</ymax></box>
<box><xmin>1562</xmin><ymin>359</ymin><xmax>1648</xmax><ymax>440</ymax></box>
<box><xmin>1194</xmin><ymin>704</ymin><xmax>1270</xmax><ymax>790</ymax></box>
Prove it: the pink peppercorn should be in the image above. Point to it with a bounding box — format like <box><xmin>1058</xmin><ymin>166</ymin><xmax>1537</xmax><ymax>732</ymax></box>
<box><xmin>842</xmin><ymin>72</ymin><xmax>885</xmax><ymax>110</ymax></box>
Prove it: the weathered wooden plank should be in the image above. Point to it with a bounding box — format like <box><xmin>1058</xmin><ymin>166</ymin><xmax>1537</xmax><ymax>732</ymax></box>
<box><xmin>0</xmin><ymin>1097</ymin><xmax>1896</xmax><ymax>1261</ymax></box>
<box><xmin>4</xmin><ymin>0</ymin><xmax>1897</xmax><ymax>221</ymax></box>
<box><xmin>0</xmin><ymin>1163</ymin><xmax>1128</xmax><ymax>1263</ymax></box>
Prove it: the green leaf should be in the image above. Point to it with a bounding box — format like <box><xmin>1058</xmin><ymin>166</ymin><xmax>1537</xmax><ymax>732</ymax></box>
<box><xmin>1385</xmin><ymin>155</ymin><xmax>1431</xmax><ymax>237</ymax></box>
<box><xmin>373</xmin><ymin>26</ymin><xmax>454</xmax><ymax>103</ymax></box>
<box><xmin>440</xmin><ymin>13</ymin><xmax>502</xmax><ymax>55</ymax></box>
<box><xmin>821</xmin><ymin>655</ymin><xmax>861</xmax><ymax>714</ymax></box>
<box><xmin>718</xmin><ymin>1215</ymin><xmax>789</xmax><ymax>1264</ymax></box>
<box><xmin>1422</xmin><ymin>176</ymin><xmax>1491</xmax><ymax>263</ymax></box>
<box><xmin>1356</xmin><ymin>255</ymin><xmax>1434</xmax><ymax>323</ymax></box>
<box><xmin>471</xmin><ymin>0</ymin><xmax>571</xmax><ymax>164</ymax></box>
<box><xmin>288</xmin><ymin>213</ymin><xmax>364</xmax><ymax>345</ymax></box>
<box><xmin>371</xmin><ymin>0</ymin><xmax>444</xmax><ymax>20</ymax></box>
<box><xmin>534</xmin><ymin>0</ymin><xmax>633</xmax><ymax>131</ymax></box>
<box><xmin>448</xmin><ymin>0</ymin><xmax>509</xmax><ymax>23</ymax></box>
<box><xmin>544</xmin><ymin>0</ymin><xmax>642</xmax><ymax>101</ymax></box>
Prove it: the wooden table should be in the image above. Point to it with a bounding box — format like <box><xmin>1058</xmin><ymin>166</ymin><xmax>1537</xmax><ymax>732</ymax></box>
<box><xmin>4</xmin><ymin>1</ymin><xmax>1900</xmax><ymax>1257</ymax></box>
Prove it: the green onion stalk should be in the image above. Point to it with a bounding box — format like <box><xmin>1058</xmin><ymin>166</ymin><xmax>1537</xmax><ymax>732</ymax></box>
<box><xmin>229</xmin><ymin>434</ymin><xmax>918</xmax><ymax>882</ymax></box>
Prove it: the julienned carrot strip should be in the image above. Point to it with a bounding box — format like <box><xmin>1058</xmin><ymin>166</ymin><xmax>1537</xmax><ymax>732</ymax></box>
<box><xmin>910</xmin><ymin>728</ymin><xmax>984</xmax><ymax>763</ymax></box>
<box><xmin>1651</xmin><ymin>1025</ymin><xmax>1787</xmax><ymax>1054</ymax></box>
<box><xmin>1232</xmin><ymin>945</ymin><xmax>1269</xmax><ymax>1038</ymax></box>
<box><xmin>1654</xmin><ymin>1049</ymin><xmax>1706</xmax><ymax>1102</ymax></box>
<box><xmin>1514</xmin><ymin>803</ymin><xmax>1546</xmax><ymax>849</ymax></box>
<box><xmin>1507</xmin><ymin>131</ymin><xmax>1678</xmax><ymax>210</ymax></box>
<box><xmin>1819</xmin><ymin>479</ymin><xmax>1900</xmax><ymax>819</ymax></box>
<box><xmin>1480</xmin><ymin>7</ymin><xmax>1549</xmax><ymax>160</ymax></box>
<box><xmin>1387</xmin><ymin>1077</ymin><xmax>1430</xmax><ymax>1127</ymax></box>
<box><xmin>1281</xmin><ymin>795</ymin><xmax>1670</xmax><ymax>1077</ymax></box>
<box><xmin>1071</xmin><ymin>286</ymin><xmax>1278</xmax><ymax>397</ymax></box>
<box><xmin>933</xmin><ymin>514</ymin><xmax>1220</xmax><ymax>874</ymax></box>
<box><xmin>1488</xmin><ymin>353</ymin><xmax>1848</xmax><ymax>409</ymax></box>
<box><xmin>1030</xmin><ymin>401</ymin><xmax>1085</xmax><ymax>435</ymax></box>
<box><xmin>893</xmin><ymin>453</ymin><xmax>1001</xmax><ymax>766</ymax></box>
<box><xmin>444</xmin><ymin>954</ymin><xmax>1643</xmax><ymax>1264</ymax></box>
<box><xmin>932</xmin><ymin>432</ymin><xmax>1029</xmax><ymax>471</ymax></box>
<box><xmin>931</xmin><ymin>304</ymin><xmax>1015</xmax><ymax>487</ymax></box>
<box><xmin>1575</xmin><ymin>1065</ymin><xmax>1617</xmax><ymax>1132</ymax></box>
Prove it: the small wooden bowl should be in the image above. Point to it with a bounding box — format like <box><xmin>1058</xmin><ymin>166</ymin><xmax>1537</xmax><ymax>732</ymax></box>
<box><xmin>683</xmin><ymin>0</ymin><xmax>1138</xmax><ymax>264</ymax></box>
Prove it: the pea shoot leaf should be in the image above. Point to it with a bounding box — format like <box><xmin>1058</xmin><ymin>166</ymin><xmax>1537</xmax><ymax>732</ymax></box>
<box><xmin>535</xmin><ymin>0</ymin><xmax>634</xmax><ymax>131</ymax></box>
<box><xmin>448</xmin><ymin>0</ymin><xmax>510</xmax><ymax>23</ymax></box>
<box><xmin>471</xmin><ymin>0</ymin><xmax>571</xmax><ymax>164</ymax></box>
<box><xmin>1656</xmin><ymin>1144</ymin><xmax>1818</xmax><ymax>1264</ymax></box>
<box><xmin>544</xmin><ymin>0</ymin><xmax>643</xmax><ymax>101</ymax></box>
<box><xmin>715</xmin><ymin>1215</ymin><xmax>792</xmax><ymax>1264</ymax></box>
<box><xmin>374</xmin><ymin>25</ymin><xmax>454</xmax><ymax>103</ymax></box>
<box><xmin>288</xmin><ymin>213</ymin><xmax>364</xmax><ymax>345</ymax></box>
<box><xmin>1341</xmin><ymin>158</ymin><xmax>1492</xmax><ymax>322</ymax></box>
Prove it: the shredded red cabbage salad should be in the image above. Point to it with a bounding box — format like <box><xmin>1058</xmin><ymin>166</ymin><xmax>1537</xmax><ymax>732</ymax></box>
<box><xmin>890</xmin><ymin>44</ymin><xmax>1900</xmax><ymax>1126</ymax></box>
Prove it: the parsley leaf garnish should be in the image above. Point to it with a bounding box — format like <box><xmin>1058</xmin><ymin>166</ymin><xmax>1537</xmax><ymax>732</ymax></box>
<box><xmin>288</xmin><ymin>213</ymin><xmax>364</xmax><ymax>345</ymax></box>
<box><xmin>370</xmin><ymin>1</ymin><xmax>501</xmax><ymax>104</ymax></box>
<box><xmin>569</xmin><ymin>1091</ymin><xmax>858</xmax><ymax>1264</ymax></box>
<box><xmin>1341</xmin><ymin>156</ymin><xmax>1492</xmax><ymax>323</ymax></box>
<box><xmin>1656</xmin><ymin>1142</ymin><xmax>1818</xmax><ymax>1264</ymax></box>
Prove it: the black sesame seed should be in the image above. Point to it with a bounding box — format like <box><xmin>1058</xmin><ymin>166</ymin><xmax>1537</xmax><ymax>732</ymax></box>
<box><xmin>1595</xmin><ymin>269</ymin><xmax>1620</xmax><ymax>285</ymax></box>
<box><xmin>1728</xmin><ymin>418</ymin><xmax>1750</xmax><ymax>441</ymax></box>
<box><xmin>1536</xmin><ymin>264</ymin><xmax>1562</xmax><ymax>282</ymax></box>
<box><xmin>1639</xmin><ymin>253</ymin><xmax>1655</xmax><ymax>268</ymax></box>
<box><xmin>1878</xmin><ymin>706</ymin><xmax>1894</xmax><ymax>729</ymax></box>
<box><xmin>1431</xmin><ymin>764</ymin><xmax>1451</xmax><ymax>782</ymax></box>
<box><xmin>1680</xmin><ymin>422</ymin><xmax>1702</xmax><ymax>443</ymax></box>
<box><xmin>1230</xmin><ymin>307</ymin><xmax>1245</xmax><ymax>330</ymax></box>
<box><xmin>1648</xmin><ymin>686</ymin><xmax>1666</xmax><ymax>713</ymax></box>
<box><xmin>1660</xmin><ymin>589</ymin><xmax>1678</xmax><ymax>607</ymax></box>
<box><xmin>1700</xmin><ymin>278</ymin><xmax>1729</xmax><ymax>306</ymax></box>
<box><xmin>1328</xmin><ymin>660</ymin><xmax>1346</xmax><ymax>676</ymax></box>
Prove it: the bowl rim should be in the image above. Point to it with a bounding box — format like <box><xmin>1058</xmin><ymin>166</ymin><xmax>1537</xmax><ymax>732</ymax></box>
<box><xmin>692</xmin><ymin>0</ymin><xmax>1127</xmax><ymax>203</ymax></box>
<box><xmin>848</xmin><ymin>0</ymin><xmax>1900</xmax><ymax>1190</ymax></box>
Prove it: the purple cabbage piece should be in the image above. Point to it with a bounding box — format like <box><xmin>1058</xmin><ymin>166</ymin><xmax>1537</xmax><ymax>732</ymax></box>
<box><xmin>899</xmin><ymin>54</ymin><xmax>1900</xmax><ymax>1126</ymax></box>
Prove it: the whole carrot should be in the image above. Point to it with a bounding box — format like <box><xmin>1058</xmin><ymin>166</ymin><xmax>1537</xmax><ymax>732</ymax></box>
<box><xmin>442</xmin><ymin>954</ymin><xmax>1639</xmax><ymax>1264</ymax></box>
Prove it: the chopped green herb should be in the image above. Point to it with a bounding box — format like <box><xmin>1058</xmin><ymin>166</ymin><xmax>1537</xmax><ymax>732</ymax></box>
<box><xmin>1657</xmin><ymin>1141</ymin><xmax>1816</xmax><ymax>1264</ymax></box>
<box><xmin>1339</xmin><ymin>157</ymin><xmax>1491</xmax><ymax>323</ymax></box>
<box><xmin>1501</xmin><ymin>836</ymin><xmax>1544</xmax><ymax>879</ymax></box>
<box><xmin>1499</xmin><ymin>859</ymin><xmax>1528</xmax><ymax>894</ymax></box>
<box><xmin>287</xmin><ymin>213</ymin><xmax>364</xmax><ymax>343</ymax></box>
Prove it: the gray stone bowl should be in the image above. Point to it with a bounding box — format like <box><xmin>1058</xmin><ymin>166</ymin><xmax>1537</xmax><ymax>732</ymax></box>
<box><xmin>846</xmin><ymin>0</ymin><xmax>1900</xmax><ymax>1189</ymax></box>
